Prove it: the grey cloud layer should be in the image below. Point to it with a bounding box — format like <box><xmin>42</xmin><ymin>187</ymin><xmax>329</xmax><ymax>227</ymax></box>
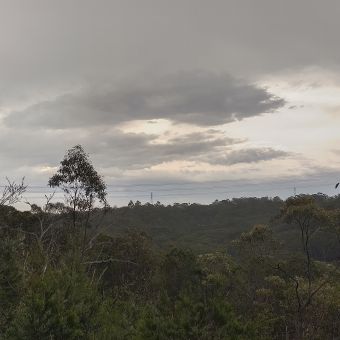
<box><xmin>208</xmin><ymin>148</ymin><xmax>289</xmax><ymax>165</ymax></box>
<box><xmin>1</xmin><ymin>0</ymin><xmax>340</xmax><ymax>94</ymax></box>
<box><xmin>0</xmin><ymin>0</ymin><xmax>339</xmax><ymax>118</ymax></box>
<box><xmin>5</xmin><ymin>72</ymin><xmax>284</xmax><ymax>128</ymax></box>
<box><xmin>0</xmin><ymin>0</ymin><xmax>333</xmax><ymax>200</ymax></box>
<box><xmin>0</xmin><ymin>127</ymin><xmax>288</xmax><ymax>175</ymax></box>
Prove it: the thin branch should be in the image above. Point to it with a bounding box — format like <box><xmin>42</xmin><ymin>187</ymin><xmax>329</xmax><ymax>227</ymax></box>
<box><xmin>0</xmin><ymin>177</ymin><xmax>27</xmax><ymax>206</ymax></box>
<box><xmin>82</xmin><ymin>258</ymin><xmax>138</xmax><ymax>266</ymax></box>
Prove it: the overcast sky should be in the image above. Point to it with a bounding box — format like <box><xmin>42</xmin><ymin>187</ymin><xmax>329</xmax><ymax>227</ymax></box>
<box><xmin>1</xmin><ymin>0</ymin><xmax>340</xmax><ymax>206</ymax></box>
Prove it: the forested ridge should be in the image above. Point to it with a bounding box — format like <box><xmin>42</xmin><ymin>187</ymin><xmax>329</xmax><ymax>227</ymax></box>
<box><xmin>1</xmin><ymin>146</ymin><xmax>340</xmax><ymax>339</ymax></box>
<box><xmin>98</xmin><ymin>194</ymin><xmax>340</xmax><ymax>259</ymax></box>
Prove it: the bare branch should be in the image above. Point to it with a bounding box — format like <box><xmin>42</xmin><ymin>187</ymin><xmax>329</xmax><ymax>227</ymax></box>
<box><xmin>82</xmin><ymin>258</ymin><xmax>138</xmax><ymax>266</ymax></box>
<box><xmin>0</xmin><ymin>177</ymin><xmax>27</xmax><ymax>206</ymax></box>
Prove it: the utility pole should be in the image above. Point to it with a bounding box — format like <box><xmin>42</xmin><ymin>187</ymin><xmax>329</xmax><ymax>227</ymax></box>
<box><xmin>150</xmin><ymin>192</ymin><xmax>153</xmax><ymax>204</ymax></box>
<box><xmin>294</xmin><ymin>186</ymin><xmax>296</xmax><ymax>197</ymax></box>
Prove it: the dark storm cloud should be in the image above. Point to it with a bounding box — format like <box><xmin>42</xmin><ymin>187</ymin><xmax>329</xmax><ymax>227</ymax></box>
<box><xmin>4</xmin><ymin>72</ymin><xmax>285</xmax><ymax>128</ymax></box>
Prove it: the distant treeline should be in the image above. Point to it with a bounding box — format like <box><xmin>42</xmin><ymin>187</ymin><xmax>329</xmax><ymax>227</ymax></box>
<box><xmin>98</xmin><ymin>194</ymin><xmax>340</xmax><ymax>260</ymax></box>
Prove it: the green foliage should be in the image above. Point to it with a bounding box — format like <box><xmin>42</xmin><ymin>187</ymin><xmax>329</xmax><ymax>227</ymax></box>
<box><xmin>136</xmin><ymin>296</ymin><xmax>252</xmax><ymax>340</ymax></box>
<box><xmin>280</xmin><ymin>195</ymin><xmax>330</xmax><ymax>235</ymax></box>
<box><xmin>0</xmin><ymin>235</ymin><xmax>24</xmax><ymax>334</ymax></box>
<box><xmin>49</xmin><ymin>145</ymin><xmax>107</xmax><ymax>212</ymax></box>
<box><xmin>7</xmin><ymin>269</ymin><xmax>101</xmax><ymax>339</ymax></box>
<box><xmin>87</xmin><ymin>230</ymin><xmax>156</xmax><ymax>297</ymax></box>
<box><xmin>159</xmin><ymin>248</ymin><xmax>201</xmax><ymax>299</ymax></box>
<box><xmin>99</xmin><ymin>197</ymin><xmax>284</xmax><ymax>253</ymax></box>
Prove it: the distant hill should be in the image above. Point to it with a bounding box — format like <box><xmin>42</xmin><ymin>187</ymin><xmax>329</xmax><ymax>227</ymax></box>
<box><xmin>96</xmin><ymin>197</ymin><xmax>283</xmax><ymax>253</ymax></box>
<box><xmin>95</xmin><ymin>194</ymin><xmax>340</xmax><ymax>259</ymax></box>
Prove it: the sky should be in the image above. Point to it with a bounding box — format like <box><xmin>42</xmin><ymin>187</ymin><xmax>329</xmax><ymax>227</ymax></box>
<box><xmin>1</xmin><ymin>0</ymin><xmax>340</xmax><ymax>207</ymax></box>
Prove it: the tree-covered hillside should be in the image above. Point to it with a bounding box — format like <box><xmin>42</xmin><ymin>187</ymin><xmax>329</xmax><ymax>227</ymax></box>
<box><xmin>97</xmin><ymin>194</ymin><xmax>340</xmax><ymax>259</ymax></box>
